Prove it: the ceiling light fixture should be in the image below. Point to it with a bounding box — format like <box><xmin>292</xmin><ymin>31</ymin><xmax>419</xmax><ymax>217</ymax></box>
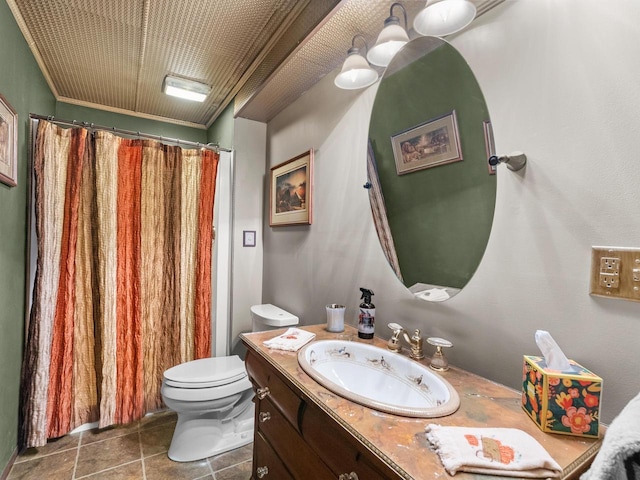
<box><xmin>163</xmin><ymin>75</ymin><xmax>211</xmax><ymax>102</ymax></box>
<box><xmin>367</xmin><ymin>2</ymin><xmax>409</xmax><ymax>68</ymax></box>
<box><xmin>334</xmin><ymin>35</ymin><xmax>379</xmax><ymax>90</ymax></box>
<box><xmin>413</xmin><ymin>0</ymin><xmax>477</xmax><ymax>37</ymax></box>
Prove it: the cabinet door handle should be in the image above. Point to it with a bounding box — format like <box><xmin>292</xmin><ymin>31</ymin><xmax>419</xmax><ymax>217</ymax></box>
<box><xmin>338</xmin><ymin>473</ymin><xmax>359</xmax><ymax>480</ymax></box>
<box><xmin>256</xmin><ymin>466</ymin><xmax>269</xmax><ymax>478</ymax></box>
<box><xmin>259</xmin><ymin>411</ymin><xmax>271</xmax><ymax>422</ymax></box>
<box><xmin>257</xmin><ymin>387</ymin><xmax>270</xmax><ymax>399</ymax></box>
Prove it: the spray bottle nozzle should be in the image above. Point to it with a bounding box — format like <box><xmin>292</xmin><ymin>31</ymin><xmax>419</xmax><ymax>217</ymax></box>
<box><xmin>359</xmin><ymin>288</ymin><xmax>374</xmax><ymax>303</ymax></box>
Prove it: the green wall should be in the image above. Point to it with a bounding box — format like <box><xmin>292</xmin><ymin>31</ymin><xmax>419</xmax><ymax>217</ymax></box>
<box><xmin>369</xmin><ymin>42</ymin><xmax>496</xmax><ymax>290</ymax></box>
<box><xmin>0</xmin><ymin>3</ymin><xmax>233</xmax><ymax>473</ymax></box>
<box><xmin>0</xmin><ymin>0</ymin><xmax>56</xmax><ymax>471</ymax></box>
<box><xmin>55</xmin><ymin>103</ymin><xmax>207</xmax><ymax>144</ymax></box>
<box><xmin>207</xmin><ymin>101</ymin><xmax>235</xmax><ymax>149</ymax></box>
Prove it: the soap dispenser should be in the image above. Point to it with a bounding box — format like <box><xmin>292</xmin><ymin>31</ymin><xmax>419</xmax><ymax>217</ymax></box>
<box><xmin>358</xmin><ymin>288</ymin><xmax>375</xmax><ymax>339</ymax></box>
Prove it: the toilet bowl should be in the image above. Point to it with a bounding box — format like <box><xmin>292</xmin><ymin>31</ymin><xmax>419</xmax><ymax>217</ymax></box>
<box><xmin>161</xmin><ymin>304</ymin><xmax>298</xmax><ymax>462</ymax></box>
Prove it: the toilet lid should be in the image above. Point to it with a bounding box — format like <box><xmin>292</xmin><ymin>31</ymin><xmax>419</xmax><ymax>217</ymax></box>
<box><xmin>163</xmin><ymin>355</ymin><xmax>247</xmax><ymax>388</ymax></box>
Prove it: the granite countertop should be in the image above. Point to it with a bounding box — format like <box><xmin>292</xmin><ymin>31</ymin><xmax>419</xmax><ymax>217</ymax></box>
<box><xmin>241</xmin><ymin>324</ymin><xmax>602</xmax><ymax>479</ymax></box>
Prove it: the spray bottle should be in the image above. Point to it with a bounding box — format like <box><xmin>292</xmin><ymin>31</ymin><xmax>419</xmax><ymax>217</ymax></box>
<box><xmin>358</xmin><ymin>288</ymin><xmax>375</xmax><ymax>339</ymax></box>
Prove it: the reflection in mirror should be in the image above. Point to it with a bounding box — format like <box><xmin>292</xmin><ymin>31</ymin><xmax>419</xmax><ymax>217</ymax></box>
<box><xmin>367</xmin><ymin>36</ymin><xmax>496</xmax><ymax>302</ymax></box>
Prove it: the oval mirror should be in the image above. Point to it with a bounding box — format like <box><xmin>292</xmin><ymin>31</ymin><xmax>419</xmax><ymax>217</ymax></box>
<box><xmin>367</xmin><ymin>36</ymin><xmax>496</xmax><ymax>302</ymax></box>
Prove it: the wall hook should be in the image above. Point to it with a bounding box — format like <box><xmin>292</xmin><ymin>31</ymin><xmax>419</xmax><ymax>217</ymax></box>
<box><xmin>488</xmin><ymin>151</ymin><xmax>527</xmax><ymax>171</ymax></box>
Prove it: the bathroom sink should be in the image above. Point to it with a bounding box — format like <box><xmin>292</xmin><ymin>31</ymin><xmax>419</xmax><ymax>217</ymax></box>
<box><xmin>297</xmin><ymin>340</ymin><xmax>460</xmax><ymax>418</ymax></box>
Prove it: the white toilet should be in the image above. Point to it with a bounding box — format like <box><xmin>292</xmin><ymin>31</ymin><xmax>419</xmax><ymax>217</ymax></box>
<box><xmin>161</xmin><ymin>304</ymin><xmax>299</xmax><ymax>462</ymax></box>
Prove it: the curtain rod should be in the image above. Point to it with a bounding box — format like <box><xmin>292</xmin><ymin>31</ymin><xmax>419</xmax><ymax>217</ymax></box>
<box><xmin>29</xmin><ymin>114</ymin><xmax>231</xmax><ymax>153</ymax></box>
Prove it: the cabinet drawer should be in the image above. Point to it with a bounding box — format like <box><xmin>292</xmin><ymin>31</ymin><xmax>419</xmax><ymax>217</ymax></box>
<box><xmin>254</xmin><ymin>431</ymin><xmax>294</xmax><ymax>480</ymax></box>
<box><xmin>245</xmin><ymin>349</ymin><xmax>302</xmax><ymax>431</ymax></box>
<box><xmin>301</xmin><ymin>402</ymin><xmax>400</xmax><ymax>480</ymax></box>
<box><xmin>258</xmin><ymin>396</ymin><xmax>335</xmax><ymax>480</ymax></box>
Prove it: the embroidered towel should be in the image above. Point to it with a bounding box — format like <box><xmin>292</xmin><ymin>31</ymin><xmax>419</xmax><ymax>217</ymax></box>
<box><xmin>426</xmin><ymin>424</ymin><xmax>562</xmax><ymax>478</ymax></box>
<box><xmin>263</xmin><ymin>328</ymin><xmax>315</xmax><ymax>352</ymax></box>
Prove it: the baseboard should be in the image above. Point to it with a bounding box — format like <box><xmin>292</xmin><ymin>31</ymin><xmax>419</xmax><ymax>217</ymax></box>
<box><xmin>0</xmin><ymin>447</ymin><xmax>18</xmax><ymax>480</ymax></box>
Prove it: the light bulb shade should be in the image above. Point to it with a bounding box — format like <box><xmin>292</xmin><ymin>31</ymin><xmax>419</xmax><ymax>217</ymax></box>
<box><xmin>334</xmin><ymin>50</ymin><xmax>379</xmax><ymax>90</ymax></box>
<box><xmin>414</xmin><ymin>0</ymin><xmax>477</xmax><ymax>37</ymax></box>
<box><xmin>163</xmin><ymin>75</ymin><xmax>211</xmax><ymax>102</ymax></box>
<box><xmin>367</xmin><ymin>21</ymin><xmax>410</xmax><ymax>67</ymax></box>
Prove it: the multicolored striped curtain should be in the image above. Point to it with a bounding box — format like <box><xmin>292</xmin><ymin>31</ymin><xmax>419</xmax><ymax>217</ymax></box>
<box><xmin>20</xmin><ymin>120</ymin><xmax>219</xmax><ymax>448</ymax></box>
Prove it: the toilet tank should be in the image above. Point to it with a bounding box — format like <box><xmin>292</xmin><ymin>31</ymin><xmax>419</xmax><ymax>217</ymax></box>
<box><xmin>250</xmin><ymin>304</ymin><xmax>299</xmax><ymax>332</ymax></box>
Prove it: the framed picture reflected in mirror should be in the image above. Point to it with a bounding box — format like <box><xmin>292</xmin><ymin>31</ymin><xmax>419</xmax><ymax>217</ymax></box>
<box><xmin>391</xmin><ymin>110</ymin><xmax>462</xmax><ymax>175</ymax></box>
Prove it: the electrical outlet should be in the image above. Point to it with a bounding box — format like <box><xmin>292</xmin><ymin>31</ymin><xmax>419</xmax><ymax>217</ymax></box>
<box><xmin>590</xmin><ymin>247</ymin><xmax>640</xmax><ymax>302</ymax></box>
<box><xmin>598</xmin><ymin>256</ymin><xmax>620</xmax><ymax>289</ymax></box>
<box><xmin>600</xmin><ymin>257</ymin><xmax>620</xmax><ymax>274</ymax></box>
<box><xmin>599</xmin><ymin>273</ymin><xmax>619</xmax><ymax>289</ymax></box>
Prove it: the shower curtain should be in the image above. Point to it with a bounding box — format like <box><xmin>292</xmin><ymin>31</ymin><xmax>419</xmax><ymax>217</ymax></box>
<box><xmin>20</xmin><ymin>120</ymin><xmax>219</xmax><ymax>448</ymax></box>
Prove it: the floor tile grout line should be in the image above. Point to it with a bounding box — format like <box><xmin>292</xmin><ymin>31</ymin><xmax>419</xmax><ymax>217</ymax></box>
<box><xmin>206</xmin><ymin>456</ymin><xmax>216</xmax><ymax>478</ymax></box>
<box><xmin>13</xmin><ymin>444</ymin><xmax>79</xmax><ymax>464</ymax></box>
<box><xmin>138</xmin><ymin>428</ymin><xmax>148</xmax><ymax>480</ymax></box>
<box><xmin>73</xmin><ymin>459</ymin><xmax>143</xmax><ymax>479</ymax></box>
<box><xmin>13</xmin><ymin>433</ymin><xmax>84</xmax><ymax>464</ymax></box>
<box><xmin>212</xmin><ymin>459</ymin><xmax>252</xmax><ymax>475</ymax></box>
<box><xmin>74</xmin><ymin>422</ymin><xmax>144</xmax><ymax>479</ymax></box>
<box><xmin>195</xmin><ymin>472</ymin><xmax>215</xmax><ymax>480</ymax></box>
<box><xmin>72</xmin><ymin>431</ymin><xmax>82</xmax><ymax>480</ymax></box>
<box><xmin>78</xmin><ymin>429</ymin><xmax>138</xmax><ymax>447</ymax></box>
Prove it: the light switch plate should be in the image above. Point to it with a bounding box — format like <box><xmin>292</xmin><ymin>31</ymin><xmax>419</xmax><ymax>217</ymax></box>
<box><xmin>590</xmin><ymin>246</ymin><xmax>640</xmax><ymax>301</ymax></box>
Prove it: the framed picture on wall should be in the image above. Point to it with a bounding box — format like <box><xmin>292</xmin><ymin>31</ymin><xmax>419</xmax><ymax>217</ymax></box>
<box><xmin>243</xmin><ymin>230</ymin><xmax>256</xmax><ymax>247</ymax></box>
<box><xmin>270</xmin><ymin>149</ymin><xmax>313</xmax><ymax>226</ymax></box>
<box><xmin>391</xmin><ymin>110</ymin><xmax>462</xmax><ymax>175</ymax></box>
<box><xmin>0</xmin><ymin>93</ymin><xmax>18</xmax><ymax>187</ymax></box>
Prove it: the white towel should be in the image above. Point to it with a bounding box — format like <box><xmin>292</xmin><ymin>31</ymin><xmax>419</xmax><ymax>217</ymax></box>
<box><xmin>581</xmin><ymin>391</ymin><xmax>640</xmax><ymax>480</ymax></box>
<box><xmin>263</xmin><ymin>328</ymin><xmax>315</xmax><ymax>352</ymax></box>
<box><xmin>415</xmin><ymin>287</ymin><xmax>450</xmax><ymax>302</ymax></box>
<box><xmin>426</xmin><ymin>424</ymin><xmax>562</xmax><ymax>478</ymax></box>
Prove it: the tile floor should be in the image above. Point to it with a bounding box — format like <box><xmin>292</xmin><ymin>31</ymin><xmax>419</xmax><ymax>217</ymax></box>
<box><xmin>8</xmin><ymin>411</ymin><xmax>253</xmax><ymax>480</ymax></box>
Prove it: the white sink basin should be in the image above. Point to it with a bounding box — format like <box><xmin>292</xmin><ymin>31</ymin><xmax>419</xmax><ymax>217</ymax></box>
<box><xmin>298</xmin><ymin>340</ymin><xmax>460</xmax><ymax>418</ymax></box>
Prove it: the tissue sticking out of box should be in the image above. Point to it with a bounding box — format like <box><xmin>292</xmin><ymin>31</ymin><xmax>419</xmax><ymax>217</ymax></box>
<box><xmin>535</xmin><ymin>330</ymin><xmax>572</xmax><ymax>372</ymax></box>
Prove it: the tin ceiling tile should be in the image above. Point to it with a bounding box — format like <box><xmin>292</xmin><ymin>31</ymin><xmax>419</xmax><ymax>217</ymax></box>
<box><xmin>7</xmin><ymin>0</ymin><xmax>502</xmax><ymax>127</ymax></box>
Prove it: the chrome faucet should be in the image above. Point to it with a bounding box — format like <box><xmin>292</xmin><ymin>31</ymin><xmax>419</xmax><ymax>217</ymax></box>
<box><xmin>387</xmin><ymin>323</ymin><xmax>424</xmax><ymax>360</ymax></box>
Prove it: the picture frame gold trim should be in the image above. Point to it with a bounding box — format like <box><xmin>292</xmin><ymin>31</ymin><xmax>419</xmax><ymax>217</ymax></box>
<box><xmin>0</xmin><ymin>93</ymin><xmax>18</xmax><ymax>187</ymax></box>
<box><xmin>391</xmin><ymin>110</ymin><xmax>462</xmax><ymax>175</ymax></box>
<box><xmin>270</xmin><ymin>150</ymin><xmax>313</xmax><ymax>226</ymax></box>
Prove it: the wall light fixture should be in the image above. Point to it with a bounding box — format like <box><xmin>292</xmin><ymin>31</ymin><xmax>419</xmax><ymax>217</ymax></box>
<box><xmin>334</xmin><ymin>35</ymin><xmax>379</xmax><ymax>90</ymax></box>
<box><xmin>367</xmin><ymin>2</ymin><xmax>409</xmax><ymax>68</ymax></box>
<box><xmin>414</xmin><ymin>0</ymin><xmax>477</xmax><ymax>37</ymax></box>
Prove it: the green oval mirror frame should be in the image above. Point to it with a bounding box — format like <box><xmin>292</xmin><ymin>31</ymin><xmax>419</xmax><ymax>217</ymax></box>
<box><xmin>367</xmin><ymin>36</ymin><xmax>496</xmax><ymax>301</ymax></box>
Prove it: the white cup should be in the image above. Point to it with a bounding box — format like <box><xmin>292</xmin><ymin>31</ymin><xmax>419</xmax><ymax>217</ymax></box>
<box><xmin>326</xmin><ymin>304</ymin><xmax>346</xmax><ymax>333</ymax></box>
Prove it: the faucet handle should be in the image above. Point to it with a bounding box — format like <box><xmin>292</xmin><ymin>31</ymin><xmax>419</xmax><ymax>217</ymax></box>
<box><xmin>387</xmin><ymin>323</ymin><xmax>404</xmax><ymax>353</ymax></box>
<box><xmin>427</xmin><ymin>337</ymin><xmax>453</xmax><ymax>371</ymax></box>
<box><xmin>427</xmin><ymin>337</ymin><xmax>452</xmax><ymax>348</ymax></box>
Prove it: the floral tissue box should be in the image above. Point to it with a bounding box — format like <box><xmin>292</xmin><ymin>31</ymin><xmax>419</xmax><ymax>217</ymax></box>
<box><xmin>522</xmin><ymin>355</ymin><xmax>602</xmax><ymax>438</ymax></box>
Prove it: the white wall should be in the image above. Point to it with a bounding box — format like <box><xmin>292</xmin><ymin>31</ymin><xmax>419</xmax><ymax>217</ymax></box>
<box><xmin>230</xmin><ymin>117</ymin><xmax>267</xmax><ymax>355</ymax></box>
<box><xmin>263</xmin><ymin>0</ymin><xmax>640</xmax><ymax>424</ymax></box>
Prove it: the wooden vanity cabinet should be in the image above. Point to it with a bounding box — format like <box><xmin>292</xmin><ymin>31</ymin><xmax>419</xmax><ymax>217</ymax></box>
<box><xmin>243</xmin><ymin>325</ymin><xmax>604</xmax><ymax>480</ymax></box>
<box><xmin>253</xmin><ymin>432</ymin><xmax>294</xmax><ymax>480</ymax></box>
<box><xmin>245</xmin><ymin>348</ymin><xmax>400</xmax><ymax>480</ymax></box>
<box><xmin>301</xmin><ymin>401</ymin><xmax>399</xmax><ymax>479</ymax></box>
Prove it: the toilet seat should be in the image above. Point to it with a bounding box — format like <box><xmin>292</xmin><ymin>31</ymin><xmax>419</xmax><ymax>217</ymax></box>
<box><xmin>163</xmin><ymin>355</ymin><xmax>247</xmax><ymax>388</ymax></box>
